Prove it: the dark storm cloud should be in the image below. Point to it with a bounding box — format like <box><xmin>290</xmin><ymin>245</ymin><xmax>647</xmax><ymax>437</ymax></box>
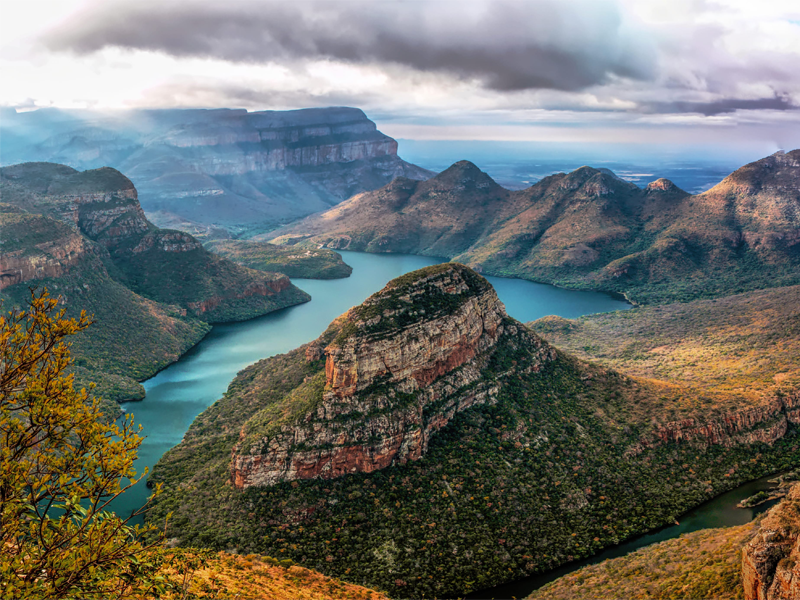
<box><xmin>43</xmin><ymin>0</ymin><xmax>656</xmax><ymax>92</ymax></box>
<box><xmin>641</xmin><ymin>94</ymin><xmax>797</xmax><ymax>116</ymax></box>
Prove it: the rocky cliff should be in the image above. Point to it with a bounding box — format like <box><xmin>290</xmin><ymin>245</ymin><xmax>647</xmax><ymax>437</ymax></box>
<box><xmin>628</xmin><ymin>392</ymin><xmax>800</xmax><ymax>454</ymax></box>
<box><xmin>0</xmin><ymin>162</ymin><xmax>310</xmax><ymax>323</ymax></box>
<box><xmin>231</xmin><ymin>263</ymin><xmax>553</xmax><ymax>488</ymax></box>
<box><xmin>2</xmin><ymin>107</ymin><xmax>434</xmax><ymax>235</ymax></box>
<box><xmin>742</xmin><ymin>483</ymin><xmax>800</xmax><ymax>600</ymax></box>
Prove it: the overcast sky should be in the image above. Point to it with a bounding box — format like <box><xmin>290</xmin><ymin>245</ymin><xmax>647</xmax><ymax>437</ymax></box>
<box><xmin>2</xmin><ymin>0</ymin><xmax>799</xmax><ymax>146</ymax></box>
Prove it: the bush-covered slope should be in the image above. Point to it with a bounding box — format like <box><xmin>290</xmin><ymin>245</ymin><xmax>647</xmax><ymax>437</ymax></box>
<box><xmin>148</xmin><ymin>265</ymin><xmax>800</xmax><ymax>598</ymax></box>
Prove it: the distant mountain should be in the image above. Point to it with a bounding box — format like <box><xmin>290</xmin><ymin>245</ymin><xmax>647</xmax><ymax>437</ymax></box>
<box><xmin>149</xmin><ymin>264</ymin><xmax>800</xmax><ymax>598</ymax></box>
<box><xmin>271</xmin><ymin>150</ymin><xmax>800</xmax><ymax>304</ymax></box>
<box><xmin>0</xmin><ymin>162</ymin><xmax>309</xmax><ymax>401</ymax></box>
<box><xmin>1</xmin><ymin>107</ymin><xmax>433</xmax><ymax>235</ymax></box>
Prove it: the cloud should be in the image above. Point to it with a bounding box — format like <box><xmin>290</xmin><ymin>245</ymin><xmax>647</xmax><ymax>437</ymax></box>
<box><xmin>639</xmin><ymin>94</ymin><xmax>798</xmax><ymax>116</ymax></box>
<box><xmin>43</xmin><ymin>0</ymin><xmax>657</xmax><ymax>92</ymax></box>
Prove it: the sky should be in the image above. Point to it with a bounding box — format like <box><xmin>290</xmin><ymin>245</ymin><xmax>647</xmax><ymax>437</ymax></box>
<box><xmin>1</xmin><ymin>0</ymin><xmax>799</xmax><ymax>147</ymax></box>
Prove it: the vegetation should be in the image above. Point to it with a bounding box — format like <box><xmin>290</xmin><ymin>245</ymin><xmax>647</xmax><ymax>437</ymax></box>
<box><xmin>527</xmin><ymin>524</ymin><xmax>752</xmax><ymax>600</ymax></box>
<box><xmin>530</xmin><ymin>283</ymin><xmax>800</xmax><ymax>404</ymax></box>
<box><xmin>148</xmin><ymin>315</ymin><xmax>800</xmax><ymax>598</ymax></box>
<box><xmin>0</xmin><ymin>290</ymin><xmax>170</xmax><ymax>599</ymax></box>
<box><xmin>206</xmin><ymin>239</ymin><xmax>353</xmax><ymax>279</ymax></box>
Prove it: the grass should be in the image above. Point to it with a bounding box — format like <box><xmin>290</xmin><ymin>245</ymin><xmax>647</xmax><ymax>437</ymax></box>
<box><xmin>527</xmin><ymin>524</ymin><xmax>752</xmax><ymax>600</ymax></box>
<box><xmin>529</xmin><ymin>284</ymin><xmax>800</xmax><ymax>407</ymax></box>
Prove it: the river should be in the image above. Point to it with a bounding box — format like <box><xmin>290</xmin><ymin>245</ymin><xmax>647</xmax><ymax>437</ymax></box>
<box><xmin>111</xmin><ymin>250</ymin><xmax>777</xmax><ymax>599</ymax></box>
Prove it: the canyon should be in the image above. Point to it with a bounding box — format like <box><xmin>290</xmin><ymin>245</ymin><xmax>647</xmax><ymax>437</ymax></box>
<box><xmin>149</xmin><ymin>263</ymin><xmax>800</xmax><ymax>599</ymax></box>
<box><xmin>1</xmin><ymin>107</ymin><xmax>433</xmax><ymax>234</ymax></box>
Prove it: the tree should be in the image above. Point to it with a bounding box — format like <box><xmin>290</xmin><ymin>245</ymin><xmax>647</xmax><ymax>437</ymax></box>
<box><xmin>0</xmin><ymin>289</ymin><xmax>171</xmax><ymax>599</ymax></box>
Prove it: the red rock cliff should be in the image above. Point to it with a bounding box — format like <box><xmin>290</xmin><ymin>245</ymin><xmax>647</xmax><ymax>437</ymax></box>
<box><xmin>230</xmin><ymin>264</ymin><xmax>554</xmax><ymax>489</ymax></box>
<box><xmin>742</xmin><ymin>482</ymin><xmax>800</xmax><ymax>600</ymax></box>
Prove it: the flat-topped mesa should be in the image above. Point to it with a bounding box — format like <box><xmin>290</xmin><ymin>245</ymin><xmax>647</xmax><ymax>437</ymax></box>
<box><xmin>231</xmin><ymin>264</ymin><xmax>554</xmax><ymax>489</ymax></box>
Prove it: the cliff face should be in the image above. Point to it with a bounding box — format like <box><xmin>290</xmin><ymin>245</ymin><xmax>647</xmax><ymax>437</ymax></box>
<box><xmin>0</xmin><ymin>214</ymin><xmax>95</xmax><ymax>290</ymax></box>
<box><xmin>3</xmin><ymin>107</ymin><xmax>434</xmax><ymax>235</ymax></box>
<box><xmin>742</xmin><ymin>483</ymin><xmax>800</xmax><ymax>600</ymax></box>
<box><xmin>629</xmin><ymin>393</ymin><xmax>800</xmax><ymax>454</ymax></box>
<box><xmin>231</xmin><ymin>264</ymin><xmax>553</xmax><ymax>488</ymax></box>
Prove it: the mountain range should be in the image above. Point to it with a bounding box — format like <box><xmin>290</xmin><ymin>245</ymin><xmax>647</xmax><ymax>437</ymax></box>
<box><xmin>271</xmin><ymin>150</ymin><xmax>800</xmax><ymax>304</ymax></box>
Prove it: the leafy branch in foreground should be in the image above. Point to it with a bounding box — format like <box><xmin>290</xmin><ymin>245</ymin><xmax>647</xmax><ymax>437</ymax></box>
<box><xmin>0</xmin><ymin>289</ymin><xmax>175</xmax><ymax>599</ymax></box>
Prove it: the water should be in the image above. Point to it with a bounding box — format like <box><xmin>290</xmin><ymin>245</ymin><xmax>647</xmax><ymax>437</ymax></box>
<box><xmin>469</xmin><ymin>472</ymin><xmax>785</xmax><ymax>599</ymax></box>
<box><xmin>114</xmin><ymin>250</ymin><xmax>629</xmax><ymax>518</ymax></box>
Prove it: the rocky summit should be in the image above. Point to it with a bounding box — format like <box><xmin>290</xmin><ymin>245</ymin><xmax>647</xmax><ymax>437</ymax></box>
<box><xmin>231</xmin><ymin>264</ymin><xmax>553</xmax><ymax>488</ymax></box>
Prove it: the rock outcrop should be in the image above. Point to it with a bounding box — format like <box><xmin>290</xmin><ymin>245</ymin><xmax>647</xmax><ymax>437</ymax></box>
<box><xmin>230</xmin><ymin>263</ymin><xmax>554</xmax><ymax>488</ymax></box>
<box><xmin>628</xmin><ymin>392</ymin><xmax>800</xmax><ymax>454</ymax></box>
<box><xmin>742</xmin><ymin>483</ymin><xmax>800</xmax><ymax>600</ymax></box>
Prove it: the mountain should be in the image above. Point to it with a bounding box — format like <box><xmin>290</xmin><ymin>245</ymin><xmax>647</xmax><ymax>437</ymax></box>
<box><xmin>0</xmin><ymin>162</ymin><xmax>309</xmax><ymax>401</ymax></box>
<box><xmin>271</xmin><ymin>150</ymin><xmax>800</xmax><ymax>304</ymax></box>
<box><xmin>1</xmin><ymin>107</ymin><xmax>434</xmax><ymax>235</ymax></box>
<box><xmin>205</xmin><ymin>240</ymin><xmax>352</xmax><ymax>279</ymax></box>
<box><xmin>148</xmin><ymin>264</ymin><xmax>800</xmax><ymax>598</ymax></box>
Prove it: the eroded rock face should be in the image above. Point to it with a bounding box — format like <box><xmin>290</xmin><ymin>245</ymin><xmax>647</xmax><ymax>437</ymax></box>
<box><xmin>231</xmin><ymin>264</ymin><xmax>554</xmax><ymax>488</ymax></box>
<box><xmin>0</xmin><ymin>232</ymin><xmax>93</xmax><ymax>290</ymax></box>
<box><xmin>628</xmin><ymin>392</ymin><xmax>800</xmax><ymax>455</ymax></box>
<box><xmin>743</xmin><ymin>483</ymin><xmax>800</xmax><ymax>600</ymax></box>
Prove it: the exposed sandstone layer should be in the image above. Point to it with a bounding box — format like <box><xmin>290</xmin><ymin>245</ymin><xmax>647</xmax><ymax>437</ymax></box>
<box><xmin>0</xmin><ymin>231</ymin><xmax>93</xmax><ymax>290</ymax></box>
<box><xmin>628</xmin><ymin>393</ymin><xmax>800</xmax><ymax>455</ymax></box>
<box><xmin>742</xmin><ymin>483</ymin><xmax>800</xmax><ymax>600</ymax></box>
<box><xmin>231</xmin><ymin>264</ymin><xmax>554</xmax><ymax>488</ymax></box>
<box><xmin>186</xmin><ymin>276</ymin><xmax>293</xmax><ymax>316</ymax></box>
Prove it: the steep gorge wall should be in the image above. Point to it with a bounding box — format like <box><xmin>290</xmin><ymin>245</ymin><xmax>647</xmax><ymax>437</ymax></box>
<box><xmin>633</xmin><ymin>392</ymin><xmax>800</xmax><ymax>452</ymax></box>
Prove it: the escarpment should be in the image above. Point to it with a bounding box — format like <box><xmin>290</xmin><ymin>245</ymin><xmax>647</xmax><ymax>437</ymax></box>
<box><xmin>628</xmin><ymin>392</ymin><xmax>800</xmax><ymax>454</ymax></box>
<box><xmin>231</xmin><ymin>264</ymin><xmax>554</xmax><ymax>488</ymax></box>
<box><xmin>742</xmin><ymin>483</ymin><xmax>800</xmax><ymax>600</ymax></box>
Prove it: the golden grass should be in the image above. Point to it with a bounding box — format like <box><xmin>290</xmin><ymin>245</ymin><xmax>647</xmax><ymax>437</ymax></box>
<box><xmin>527</xmin><ymin>523</ymin><xmax>754</xmax><ymax>600</ymax></box>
